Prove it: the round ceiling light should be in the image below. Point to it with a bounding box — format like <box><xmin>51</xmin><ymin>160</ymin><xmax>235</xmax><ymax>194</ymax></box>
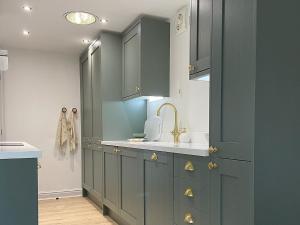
<box><xmin>65</xmin><ymin>11</ymin><xmax>97</xmax><ymax>25</ymax></box>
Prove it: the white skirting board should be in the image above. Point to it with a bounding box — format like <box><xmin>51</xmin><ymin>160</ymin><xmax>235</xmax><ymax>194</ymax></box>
<box><xmin>39</xmin><ymin>189</ymin><xmax>82</xmax><ymax>200</ymax></box>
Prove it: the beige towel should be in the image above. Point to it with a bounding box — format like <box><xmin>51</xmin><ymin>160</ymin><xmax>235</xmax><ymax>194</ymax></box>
<box><xmin>68</xmin><ymin>111</ymin><xmax>77</xmax><ymax>152</ymax></box>
<box><xmin>56</xmin><ymin>111</ymin><xmax>68</xmax><ymax>151</ymax></box>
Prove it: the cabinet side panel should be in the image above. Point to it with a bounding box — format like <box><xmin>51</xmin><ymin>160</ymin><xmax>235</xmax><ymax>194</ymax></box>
<box><xmin>255</xmin><ymin>0</ymin><xmax>300</xmax><ymax>224</ymax></box>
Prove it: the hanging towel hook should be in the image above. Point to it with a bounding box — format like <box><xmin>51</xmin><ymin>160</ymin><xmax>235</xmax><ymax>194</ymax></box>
<box><xmin>62</xmin><ymin>107</ymin><xmax>67</xmax><ymax>113</ymax></box>
<box><xmin>72</xmin><ymin>108</ymin><xmax>77</xmax><ymax>113</ymax></box>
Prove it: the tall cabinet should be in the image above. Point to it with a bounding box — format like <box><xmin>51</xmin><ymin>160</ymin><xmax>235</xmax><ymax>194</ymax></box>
<box><xmin>80</xmin><ymin>32</ymin><xmax>147</xmax><ymax>207</ymax></box>
<box><xmin>203</xmin><ymin>0</ymin><xmax>300</xmax><ymax>224</ymax></box>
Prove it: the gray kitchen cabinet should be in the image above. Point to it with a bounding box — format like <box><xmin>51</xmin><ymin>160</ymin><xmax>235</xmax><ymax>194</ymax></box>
<box><xmin>210</xmin><ymin>158</ymin><xmax>253</xmax><ymax>225</ymax></box>
<box><xmin>92</xmin><ymin>148</ymin><xmax>103</xmax><ymax>203</ymax></box>
<box><xmin>81</xmin><ymin>55</ymin><xmax>92</xmax><ymax>138</ymax></box>
<box><xmin>0</xmin><ymin>158</ymin><xmax>38</xmax><ymax>225</ymax></box>
<box><xmin>209</xmin><ymin>0</ymin><xmax>256</xmax><ymax>161</ymax></box>
<box><xmin>141</xmin><ymin>151</ymin><xmax>174</xmax><ymax>225</ymax></box>
<box><xmin>174</xmin><ymin>154</ymin><xmax>210</xmax><ymax>225</ymax></box>
<box><xmin>103</xmin><ymin>145</ymin><xmax>119</xmax><ymax>212</ymax></box>
<box><xmin>122</xmin><ymin>16</ymin><xmax>170</xmax><ymax>100</ymax></box>
<box><xmin>83</xmin><ymin>147</ymin><xmax>93</xmax><ymax>190</ymax></box>
<box><xmin>80</xmin><ymin>32</ymin><xmax>147</xmax><ymax>207</ymax></box>
<box><xmin>189</xmin><ymin>0</ymin><xmax>212</xmax><ymax>79</ymax></box>
<box><xmin>119</xmin><ymin>148</ymin><xmax>143</xmax><ymax>225</ymax></box>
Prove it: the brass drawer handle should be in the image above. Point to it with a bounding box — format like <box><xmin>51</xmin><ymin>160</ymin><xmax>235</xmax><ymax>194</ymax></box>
<box><xmin>184</xmin><ymin>213</ymin><xmax>194</xmax><ymax>224</ymax></box>
<box><xmin>184</xmin><ymin>187</ymin><xmax>194</xmax><ymax>198</ymax></box>
<box><xmin>151</xmin><ymin>153</ymin><xmax>158</xmax><ymax>161</ymax></box>
<box><xmin>184</xmin><ymin>161</ymin><xmax>195</xmax><ymax>171</ymax></box>
<box><xmin>208</xmin><ymin>162</ymin><xmax>218</xmax><ymax>170</ymax></box>
<box><xmin>208</xmin><ymin>146</ymin><xmax>218</xmax><ymax>154</ymax></box>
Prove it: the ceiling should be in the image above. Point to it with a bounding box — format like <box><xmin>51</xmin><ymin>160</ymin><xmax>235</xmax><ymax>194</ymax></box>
<box><xmin>0</xmin><ymin>0</ymin><xmax>187</xmax><ymax>55</ymax></box>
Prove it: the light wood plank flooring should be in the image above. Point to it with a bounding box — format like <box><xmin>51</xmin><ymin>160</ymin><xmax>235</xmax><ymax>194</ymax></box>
<box><xmin>39</xmin><ymin>197</ymin><xmax>117</xmax><ymax>225</ymax></box>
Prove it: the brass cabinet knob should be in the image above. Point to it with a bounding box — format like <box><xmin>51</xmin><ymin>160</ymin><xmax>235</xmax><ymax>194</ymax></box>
<box><xmin>135</xmin><ymin>86</ymin><xmax>141</xmax><ymax>92</ymax></box>
<box><xmin>208</xmin><ymin>146</ymin><xmax>218</xmax><ymax>154</ymax></box>
<box><xmin>184</xmin><ymin>161</ymin><xmax>195</xmax><ymax>171</ymax></box>
<box><xmin>114</xmin><ymin>147</ymin><xmax>120</xmax><ymax>153</ymax></box>
<box><xmin>208</xmin><ymin>162</ymin><xmax>218</xmax><ymax>170</ymax></box>
<box><xmin>37</xmin><ymin>162</ymin><xmax>42</xmax><ymax>169</ymax></box>
<box><xmin>184</xmin><ymin>213</ymin><xmax>194</xmax><ymax>224</ymax></box>
<box><xmin>151</xmin><ymin>153</ymin><xmax>158</xmax><ymax>161</ymax></box>
<box><xmin>189</xmin><ymin>64</ymin><xmax>195</xmax><ymax>73</ymax></box>
<box><xmin>184</xmin><ymin>187</ymin><xmax>194</xmax><ymax>198</ymax></box>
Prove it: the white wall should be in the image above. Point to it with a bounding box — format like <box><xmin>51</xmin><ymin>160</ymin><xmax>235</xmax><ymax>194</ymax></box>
<box><xmin>148</xmin><ymin>6</ymin><xmax>210</xmax><ymax>144</ymax></box>
<box><xmin>3</xmin><ymin>48</ymin><xmax>81</xmax><ymax>198</ymax></box>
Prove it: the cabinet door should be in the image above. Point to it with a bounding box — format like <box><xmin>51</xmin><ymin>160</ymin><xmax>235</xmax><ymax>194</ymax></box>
<box><xmin>83</xmin><ymin>148</ymin><xmax>93</xmax><ymax>190</ymax></box>
<box><xmin>119</xmin><ymin>148</ymin><xmax>143</xmax><ymax>225</ymax></box>
<box><xmin>91</xmin><ymin>45</ymin><xmax>102</xmax><ymax>138</ymax></box>
<box><xmin>210</xmin><ymin>158</ymin><xmax>253</xmax><ymax>225</ymax></box>
<box><xmin>122</xmin><ymin>24</ymin><xmax>141</xmax><ymax>98</ymax></box>
<box><xmin>92</xmin><ymin>147</ymin><xmax>103</xmax><ymax>203</ymax></box>
<box><xmin>190</xmin><ymin>0</ymin><xmax>212</xmax><ymax>78</ymax></box>
<box><xmin>81</xmin><ymin>55</ymin><xmax>93</xmax><ymax>138</ymax></box>
<box><xmin>210</xmin><ymin>0</ymin><xmax>256</xmax><ymax>161</ymax></box>
<box><xmin>141</xmin><ymin>151</ymin><xmax>174</xmax><ymax>225</ymax></box>
<box><xmin>103</xmin><ymin>146</ymin><xmax>119</xmax><ymax>212</ymax></box>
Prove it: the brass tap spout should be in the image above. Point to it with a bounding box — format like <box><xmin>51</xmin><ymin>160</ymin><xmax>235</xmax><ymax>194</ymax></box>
<box><xmin>157</xmin><ymin>103</ymin><xmax>186</xmax><ymax>144</ymax></box>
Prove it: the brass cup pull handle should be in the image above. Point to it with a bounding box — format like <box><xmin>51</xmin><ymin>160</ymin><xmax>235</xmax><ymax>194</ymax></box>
<box><xmin>208</xmin><ymin>146</ymin><xmax>218</xmax><ymax>154</ymax></box>
<box><xmin>208</xmin><ymin>162</ymin><xmax>218</xmax><ymax>170</ymax></box>
<box><xmin>151</xmin><ymin>153</ymin><xmax>158</xmax><ymax>161</ymax></box>
<box><xmin>184</xmin><ymin>213</ymin><xmax>194</xmax><ymax>224</ymax></box>
<box><xmin>184</xmin><ymin>188</ymin><xmax>194</xmax><ymax>198</ymax></box>
<box><xmin>184</xmin><ymin>161</ymin><xmax>195</xmax><ymax>171</ymax></box>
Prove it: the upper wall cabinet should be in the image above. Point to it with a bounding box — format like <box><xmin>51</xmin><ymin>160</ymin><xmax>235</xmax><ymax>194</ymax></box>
<box><xmin>122</xmin><ymin>16</ymin><xmax>170</xmax><ymax>100</ymax></box>
<box><xmin>189</xmin><ymin>0</ymin><xmax>212</xmax><ymax>80</ymax></box>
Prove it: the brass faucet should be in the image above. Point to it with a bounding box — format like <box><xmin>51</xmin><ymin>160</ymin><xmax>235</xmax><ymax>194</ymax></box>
<box><xmin>157</xmin><ymin>103</ymin><xmax>186</xmax><ymax>144</ymax></box>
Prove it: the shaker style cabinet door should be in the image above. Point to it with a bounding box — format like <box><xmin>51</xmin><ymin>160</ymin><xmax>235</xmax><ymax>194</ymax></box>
<box><xmin>83</xmin><ymin>148</ymin><xmax>93</xmax><ymax>190</ymax></box>
<box><xmin>210</xmin><ymin>158</ymin><xmax>253</xmax><ymax>225</ymax></box>
<box><xmin>122</xmin><ymin>24</ymin><xmax>141</xmax><ymax>98</ymax></box>
<box><xmin>209</xmin><ymin>0</ymin><xmax>256</xmax><ymax>161</ymax></box>
<box><xmin>189</xmin><ymin>0</ymin><xmax>212</xmax><ymax>79</ymax></box>
<box><xmin>103</xmin><ymin>146</ymin><xmax>120</xmax><ymax>212</ymax></box>
<box><xmin>119</xmin><ymin>148</ymin><xmax>143</xmax><ymax>225</ymax></box>
<box><xmin>91</xmin><ymin>45</ymin><xmax>102</xmax><ymax>138</ymax></box>
<box><xmin>81</xmin><ymin>55</ymin><xmax>93</xmax><ymax>138</ymax></box>
<box><xmin>141</xmin><ymin>151</ymin><xmax>174</xmax><ymax>225</ymax></box>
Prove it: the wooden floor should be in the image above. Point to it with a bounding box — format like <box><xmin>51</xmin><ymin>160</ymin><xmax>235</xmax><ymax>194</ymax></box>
<box><xmin>39</xmin><ymin>197</ymin><xmax>117</xmax><ymax>225</ymax></box>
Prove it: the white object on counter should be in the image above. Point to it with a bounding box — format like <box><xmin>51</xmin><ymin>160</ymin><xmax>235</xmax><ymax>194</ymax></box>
<box><xmin>0</xmin><ymin>142</ymin><xmax>41</xmax><ymax>159</ymax></box>
<box><xmin>144</xmin><ymin>116</ymin><xmax>162</xmax><ymax>141</ymax></box>
<box><xmin>102</xmin><ymin>140</ymin><xmax>209</xmax><ymax>157</ymax></box>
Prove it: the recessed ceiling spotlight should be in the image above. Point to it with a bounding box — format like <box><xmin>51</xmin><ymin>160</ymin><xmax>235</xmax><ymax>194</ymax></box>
<box><xmin>23</xmin><ymin>5</ymin><xmax>32</xmax><ymax>12</ymax></box>
<box><xmin>23</xmin><ymin>30</ymin><xmax>30</xmax><ymax>36</ymax></box>
<box><xmin>65</xmin><ymin>11</ymin><xmax>97</xmax><ymax>25</ymax></box>
<box><xmin>100</xmin><ymin>18</ymin><xmax>108</xmax><ymax>24</ymax></box>
<box><xmin>82</xmin><ymin>39</ymin><xmax>91</xmax><ymax>44</ymax></box>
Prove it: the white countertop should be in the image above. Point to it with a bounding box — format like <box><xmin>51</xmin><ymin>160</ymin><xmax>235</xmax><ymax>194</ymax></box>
<box><xmin>102</xmin><ymin>141</ymin><xmax>209</xmax><ymax>157</ymax></box>
<box><xmin>0</xmin><ymin>142</ymin><xmax>42</xmax><ymax>159</ymax></box>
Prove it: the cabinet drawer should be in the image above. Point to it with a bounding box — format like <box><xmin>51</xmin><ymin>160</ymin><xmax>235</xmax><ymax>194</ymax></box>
<box><xmin>174</xmin><ymin>177</ymin><xmax>209</xmax><ymax>212</ymax></box>
<box><xmin>174</xmin><ymin>205</ymin><xmax>209</xmax><ymax>225</ymax></box>
<box><xmin>174</xmin><ymin>154</ymin><xmax>210</xmax><ymax>178</ymax></box>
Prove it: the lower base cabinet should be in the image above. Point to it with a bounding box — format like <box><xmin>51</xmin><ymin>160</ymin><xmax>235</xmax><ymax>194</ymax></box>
<box><xmin>89</xmin><ymin>147</ymin><xmax>253</xmax><ymax>225</ymax></box>
<box><xmin>174</xmin><ymin>154</ymin><xmax>210</xmax><ymax>225</ymax></box>
<box><xmin>141</xmin><ymin>151</ymin><xmax>174</xmax><ymax>225</ymax></box>
<box><xmin>210</xmin><ymin>158</ymin><xmax>253</xmax><ymax>225</ymax></box>
<box><xmin>0</xmin><ymin>158</ymin><xmax>38</xmax><ymax>225</ymax></box>
<box><xmin>83</xmin><ymin>139</ymin><xmax>103</xmax><ymax>206</ymax></box>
